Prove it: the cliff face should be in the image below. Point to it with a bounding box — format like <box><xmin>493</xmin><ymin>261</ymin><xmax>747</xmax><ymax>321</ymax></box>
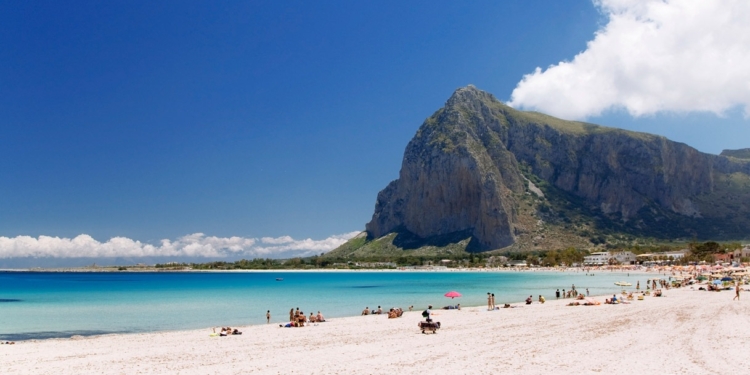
<box><xmin>365</xmin><ymin>86</ymin><xmax>750</xmax><ymax>251</ymax></box>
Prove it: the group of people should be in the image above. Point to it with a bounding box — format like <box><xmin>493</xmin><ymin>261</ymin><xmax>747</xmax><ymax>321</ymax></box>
<box><xmin>216</xmin><ymin>327</ymin><xmax>242</xmax><ymax>336</ymax></box>
<box><xmin>361</xmin><ymin>306</ymin><xmax>385</xmax><ymax>315</ymax></box>
<box><xmin>361</xmin><ymin>305</ymin><xmax>405</xmax><ymax>319</ymax></box>
<box><xmin>387</xmin><ymin>307</ymin><xmax>404</xmax><ymax>318</ymax></box>
<box><xmin>486</xmin><ymin>292</ymin><xmax>496</xmax><ymax>310</ymax></box>
<box><xmin>555</xmin><ymin>285</ymin><xmax>589</xmax><ymax>299</ymax></box>
<box><xmin>280</xmin><ymin>307</ymin><xmax>325</xmax><ymax>328</ymax></box>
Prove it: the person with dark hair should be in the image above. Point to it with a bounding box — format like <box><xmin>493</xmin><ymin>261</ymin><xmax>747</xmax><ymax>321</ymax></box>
<box><xmin>422</xmin><ymin>305</ymin><xmax>433</xmax><ymax>322</ymax></box>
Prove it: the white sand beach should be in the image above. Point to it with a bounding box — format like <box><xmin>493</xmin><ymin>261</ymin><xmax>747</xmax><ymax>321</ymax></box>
<box><xmin>3</xmin><ymin>287</ymin><xmax>748</xmax><ymax>374</ymax></box>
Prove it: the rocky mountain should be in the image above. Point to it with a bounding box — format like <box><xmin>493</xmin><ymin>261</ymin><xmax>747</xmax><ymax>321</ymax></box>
<box><xmin>721</xmin><ymin>148</ymin><xmax>750</xmax><ymax>160</ymax></box>
<box><xmin>351</xmin><ymin>86</ymin><xmax>750</xmax><ymax>254</ymax></box>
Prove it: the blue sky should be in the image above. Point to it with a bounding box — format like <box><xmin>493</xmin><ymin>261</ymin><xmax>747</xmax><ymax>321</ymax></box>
<box><xmin>2</xmin><ymin>0</ymin><xmax>748</xmax><ymax>261</ymax></box>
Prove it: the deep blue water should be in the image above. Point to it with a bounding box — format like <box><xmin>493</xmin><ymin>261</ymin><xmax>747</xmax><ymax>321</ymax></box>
<box><xmin>0</xmin><ymin>270</ymin><xmax>638</xmax><ymax>341</ymax></box>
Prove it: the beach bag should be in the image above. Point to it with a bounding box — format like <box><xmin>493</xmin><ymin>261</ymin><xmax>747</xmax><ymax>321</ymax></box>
<box><xmin>422</xmin><ymin>310</ymin><xmax>429</xmax><ymax>318</ymax></box>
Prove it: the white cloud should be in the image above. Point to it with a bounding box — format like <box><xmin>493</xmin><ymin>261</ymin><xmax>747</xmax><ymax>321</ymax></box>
<box><xmin>508</xmin><ymin>0</ymin><xmax>750</xmax><ymax>119</ymax></box>
<box><xmin>0</xmin><ymin>232</ymin><xmax>361</xmax><ymax>259</ymax></box>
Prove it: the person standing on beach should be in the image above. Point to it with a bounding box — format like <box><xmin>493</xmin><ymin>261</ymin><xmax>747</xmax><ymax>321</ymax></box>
<box><xmin>267</xmin><ymin>310</ymin><xmax>271</xmax><ymax>324</ymax></box>
<box><xmin>491</xmin><ymin>293</ymin><xmax>496</xmax><ymax>310</ymax></box>
<box><xmin>487</xmin><ymin>292</ymin><xmax>492</xmax><ymax>310</ymax></box>
<box><xmin>424</xmin><ymin>305</ymin><xmax>433</xmax><ymax>322</ymax></box>
<box><xmin>735</xmin><ymin>284</ymin><xmax>741</xmax><ymax>300</ymax></box>
<box><xmin>562</xmin><ymin>289</ymin><xmax>566</xmax><ymax>299</ymax></box>
<box><xmin>555</xmin><ymin>289</ymin><xmax>560</xmax><ymax>299</ymax></box>
<box><xmin>586</xmin><ymin>288</ymin><xmax>589</xmax><ymax>297</ymax></box>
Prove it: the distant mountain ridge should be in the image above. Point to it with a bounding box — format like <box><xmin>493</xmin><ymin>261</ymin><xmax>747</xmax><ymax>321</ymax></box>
<box><xmin>721</xmin><ymin>148</ymin><xmax>750</xmax><ymax>160</ymax></box>
<box><xmin>339</xmin><ymin>86</ymin><xmax>750</xmax><ymax>255</ymax></box>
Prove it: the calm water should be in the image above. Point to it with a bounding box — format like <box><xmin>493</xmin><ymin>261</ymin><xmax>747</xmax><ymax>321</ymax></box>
<box><xmin>0</xmin><ymin>270</ymin><xmax>639</xmax><ymax>340</ymax></box>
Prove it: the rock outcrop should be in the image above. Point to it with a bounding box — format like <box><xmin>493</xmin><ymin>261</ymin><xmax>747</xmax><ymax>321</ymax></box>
<box><xmin>721</xmin><ymin>148</ymin><xmax>750</xmax><ymax>160</ymax></box>
<box><xmin>365</xmin><ymin>86</ymin><xmax>750</xmax><ymax>251</ymax></box>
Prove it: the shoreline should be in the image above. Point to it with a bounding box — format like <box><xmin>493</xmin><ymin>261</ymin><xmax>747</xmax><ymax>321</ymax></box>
<box><xmin>3</xmin><ymin>287</ymin><xmax>748</xmax><ymax>374</ymax></box>
<box><xmin>0</xmin><ymin>266</ymin><xmax>654</xmax><ymax>273</ymax></box>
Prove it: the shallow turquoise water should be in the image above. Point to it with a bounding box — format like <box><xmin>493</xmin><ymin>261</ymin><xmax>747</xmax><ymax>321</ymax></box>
<box><xmin>0</xmin><ymin>270</ymin><xmax>640</xmax><ymax>340</ymax></box>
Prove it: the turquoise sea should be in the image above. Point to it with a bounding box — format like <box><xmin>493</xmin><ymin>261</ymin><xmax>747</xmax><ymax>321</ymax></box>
<box><xmin>0</xmin><ymin>270</ymin><xmax>641</xmax><ymax>341</ymax></box>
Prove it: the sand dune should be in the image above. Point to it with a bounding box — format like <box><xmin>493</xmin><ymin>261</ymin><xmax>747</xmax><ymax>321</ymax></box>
<box><xmin>2</xmin><ymin>287</ymin><xmax>748</xmax><ymax>374</ymax></box>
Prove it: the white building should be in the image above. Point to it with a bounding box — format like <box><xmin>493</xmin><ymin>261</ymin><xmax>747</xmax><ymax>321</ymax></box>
<box><xmin>583</xmin><ymin>251</ymin><xmax>636</xmax><ymax>265</ymax></box>
<box><xmin>583</xmin><ymin>252</ymin><xmax>610</xmax><ymax>265</ymax></box>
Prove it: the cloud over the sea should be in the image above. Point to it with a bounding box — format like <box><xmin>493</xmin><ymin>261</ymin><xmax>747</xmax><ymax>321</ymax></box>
<box><xmin>0</xmin><ymin>232</ymin><xmax>360</xmax><ymax>259</ymax></box>
<box><xmin>508</xmin><ymin>0</ymin><xmax>750</xmax><ymax>119</ymax></box>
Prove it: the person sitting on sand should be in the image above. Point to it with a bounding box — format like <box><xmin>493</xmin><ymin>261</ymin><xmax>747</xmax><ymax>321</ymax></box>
<box><xmin>232</xmin><ymin>328</ymin><xmax>242</xmax><ymax>335</ymax></box>
<box><xmin>539</xmin><ymin>295</ymin><xmax>545</xmax><ymax>304</ymax></box>
<box><xmin>525</xmin><ymin>295</ymin><xmax>533</xmax><ymax>304</ymax></box>
<box><xmin>375</xmin><ymin>306</ymin><xmax>383</xmax><ymax>315</ymax></box>
<box><xmin>388</xmin><ymin>308</ymin><xmax>398</xmax><ymax>318</ymax></box>
<box><xmin>503</xmin><ymin>303</ymin><xmax>511</xmax><ymax>308</ymax></box>
<box><xmin>309</xmin><ymin>312</ymin><xmax>316</xmax><ymax>323</ymax></box>
<box><xmin>456</xmin><ymin>304</ymin><xmax>460</xmax><ymax>310</ymax></box>
<box><xmin>362</xmin><ymin>307</ymin><xmax>370</xmax><ymax>315</ymax></box>
<box><xmin>220</xmin><ymin>327</ymin><xmax>228</xmax><ymax>336</ymax></box>
<box><xmin>317</xmin><ymin>311</ymin><xmax>325</xmax><ymax>322</ymax></box>
<box><xmin>397</xmin><ymin>307</ymin><xmax>404</xmax><ymax>317</ymax></box>
<box><xmin>297</xmin><ymin>312</ymin><xmax>307</xmax><ymax>327</ymax></box>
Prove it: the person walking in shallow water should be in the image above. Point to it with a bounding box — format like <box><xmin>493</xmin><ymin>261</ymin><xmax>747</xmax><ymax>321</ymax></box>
<box><xmin>487</xmin><ymin>292</ymin><xmax>492</xmax><ymax>310</ymax></box>
<box><xmin>266</xmin><ymin>310</ymin><xmax>271</xmax><ymax>323</ymax></box>
<box><xmin>555</xmin><ymin>289</ymin><xmax>560</xmax><ymax>299</ymax></box>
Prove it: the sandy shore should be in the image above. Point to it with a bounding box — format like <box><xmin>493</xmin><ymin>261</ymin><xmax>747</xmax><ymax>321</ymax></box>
<box><xmin>3</xmin><ymin>287</ymin><xmax>748</xmax><ymax>374</ymax></box>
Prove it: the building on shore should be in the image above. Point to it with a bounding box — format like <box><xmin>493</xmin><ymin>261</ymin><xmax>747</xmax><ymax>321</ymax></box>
<box><xmin>583</xmin><ymin>251</ymin><xmax>636</xmax><ymax>265</ymax></box>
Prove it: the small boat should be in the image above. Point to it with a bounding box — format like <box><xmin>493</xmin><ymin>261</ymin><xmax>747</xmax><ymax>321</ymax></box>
<box><xmin>275</xmin><ymin>278</ymin><xmax>284</xmax><ymax>281</ymax></box>
<box><xmin>614</xmin><ymin>281</ymin><xmax>632</xmax><ymax>286</ymax></box>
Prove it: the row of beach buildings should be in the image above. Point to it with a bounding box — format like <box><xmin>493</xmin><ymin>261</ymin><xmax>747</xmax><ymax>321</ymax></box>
<box><xmin>583</xmin><ymin>245</ymin><xmax>750</xmax><ymax>266</ymax></box>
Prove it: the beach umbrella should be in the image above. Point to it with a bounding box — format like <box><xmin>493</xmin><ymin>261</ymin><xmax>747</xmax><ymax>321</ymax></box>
<box><xmin>721</xmin><ymin>277</ymin><xmax>733</xmax><ymax>282</ymax></box>
<box><xmin>444</xmin><ymin>291</ymin><xmax>462</xmax><ymax>299</ymax></box>
<box><xmin>712</xmin><ymin>280</ymin><xmax>723</xmax><ymax>285</ymax></box>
